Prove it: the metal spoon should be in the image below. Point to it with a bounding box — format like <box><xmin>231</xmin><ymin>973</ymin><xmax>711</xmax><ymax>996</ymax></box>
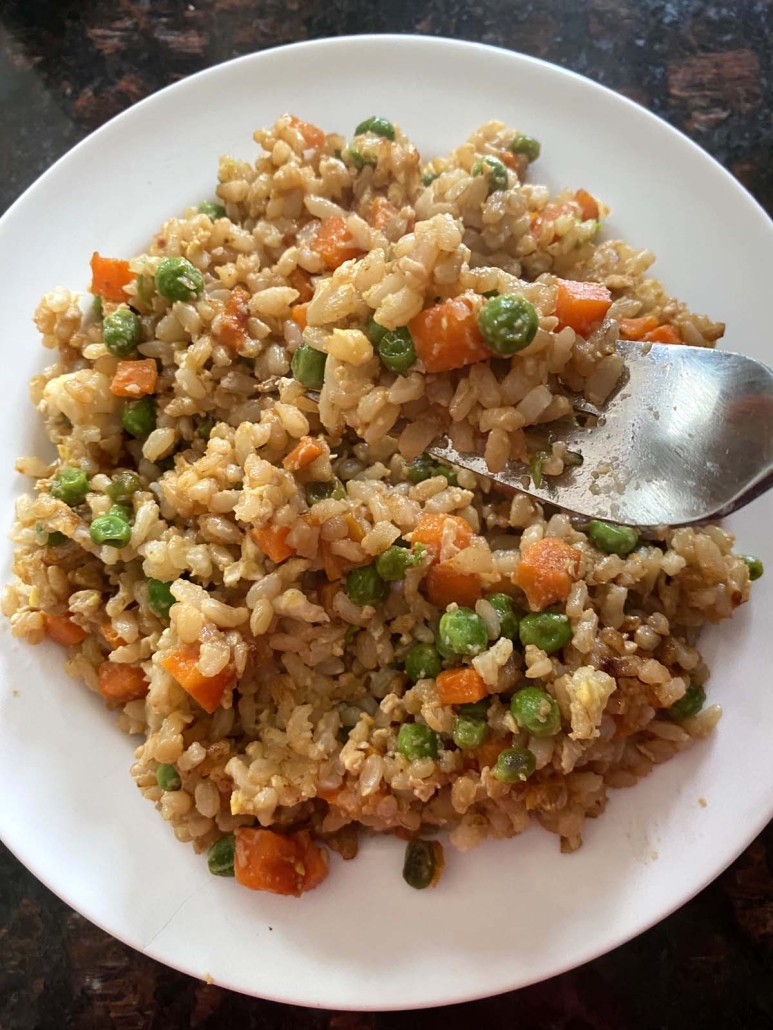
<box><xmin>427</xmin><ymin>341</ymin><xmax>773</xmax><ymax>529</ymax></box>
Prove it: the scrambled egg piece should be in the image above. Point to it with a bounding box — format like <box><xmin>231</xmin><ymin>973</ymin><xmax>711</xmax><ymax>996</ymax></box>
<box><xmin>562</xmin><ymin>666</ymin><xmax>615</xmax><ymax>741</ymax></box>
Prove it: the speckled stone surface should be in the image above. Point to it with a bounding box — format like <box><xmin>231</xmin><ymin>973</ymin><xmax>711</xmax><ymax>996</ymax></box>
<box><xmin>1</xmin><ymin>2</ymin><xmax>772</xmax><ymax>1026</ymax></box>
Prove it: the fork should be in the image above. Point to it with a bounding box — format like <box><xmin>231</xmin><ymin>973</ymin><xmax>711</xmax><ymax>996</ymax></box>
<box><xmin>426</xmin><ymin>341</ymin><xmax>773</xmax><ymax>529</ymax></box>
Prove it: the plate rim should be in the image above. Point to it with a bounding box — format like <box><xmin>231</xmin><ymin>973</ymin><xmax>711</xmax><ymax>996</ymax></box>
<box><xmin>1</xmin><ymin>33</ymin><xmax>772</xmax><ymax>1011</ymax></box>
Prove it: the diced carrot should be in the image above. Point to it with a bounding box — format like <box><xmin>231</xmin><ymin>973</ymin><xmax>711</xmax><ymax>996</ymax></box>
<box><xmin>309</xmin><ymin>217</ymin><xmax>364</xmax><ymax>271</ymax></box>
<box><xmin>435</xmin><ymin>667</ymin><xmax>488</xmax><ymax>705</ymax></box>
<box><xmin>408</xmin><ymin>295</ymin><xmax>490</xmax><ymax>374</ymax></box>
<box><xmin>472</xmin><ymin>738</ymin><xmax>509</xmax><ymax>771</ymax></box>
<box><xmin>288</xmin><ymin>268</ymin><xmax>314</xmax><ymax>303</ymax></box>
<box><xmin>43</xmin><ymin>613</ymin><xmax>87</xmax><ymax>646</ymax></box>
<box><xmin>287</xmin><ymin>115</ymin><xmax>326</xmax><ymax>150</ymax></box>
<box><xmin>97</xmin><ymin>661</ymin><xmax>149</xmax><ymax>703</ymax></box>
<box><xmin>89</xmin><ymin>252</ymin><xmax>134</xmax><ymax>302</ymax></box>
<box><xmin>316</xmin><ymin>785</ymin><xmax>342</xmax><ymax>804</ymax></box>
<box><xmin>234</xmin><ymin>827</ymin><xmax>328</xmax><ymax>896</ymax></box>
<box><xmin>574</xmin><ymin>189</ymin><xmax>599</xmax><ymax>221</ymax></box>
<box><xmin>411</xmin><ymin>513</ymin><xmax>473</xmax><ymax>560</ymax></box>
<box><xmin>217</xmin><ymin>286</ymin><xmax>251</xmax><ymax>351</ymax></box>
<box><xmin>514</xmin><ymin>536</ymin><xmax>581</xmax><ymax>611</ymax></box>
<box><xmin>643</xmin><ymin>323</ymin><xmax>681</xmax><ymax>344</ymax></box>
<box><xmin>110</xmin><ymin>359</ymin><xmax>158</xmax><ymax>398</ymax></box>
<box><xmin>370</xmin><ymin>196</ymin><xmax>399</xmax><ymax>231</ymax></box>
<box><xmin>533</xmin><ymin>192</ymin><xmax>599</xmax><ymax>237</ymax></box>
<box><xmin>159</xmin><ymin>644</ymin><xmax>233</xmax><ymax>714</ymax></box>
<box><xmin>250</xmin><ymin>524</ymin><xmax>295</xmax><ymax>564</ymax></box>
<box><xmin>320</xmin><ymin>540</ymin><xmax>344</xmax><ymax>581</ymax></box>
<box><xmin>530</xmin><ymin>201</ymin><xmax>574</xmax><ymax>239</ymax></box>
<box><xmin>100</xmin><ymin>620</ymin><xmax>126</xmax><ymax>649</ymax></box>
<box><xmin>425</xmin><ymin>563</ymin><xmax>482</xmax><ymax>609</ymax></box>
<box><xmin>344</xmin><ymin>513</ymin><xmax>366</xmax><ymax>544</ymax></box>
<box><xmin>554</xmin><ymin>278</ymin><xmax>613</xmax><ymax>336</ymax></box>
<box><xmin>618</xmin><ymin>315</ymin><xmax>659</xmax><ymax>341</ymax></box>
<box><xmin>291</xmin><ymin>303</ymin><xmax>309</xmax><ymax>329</ymax></box>
<box><xmin>283</xmin><ymin>435</ymin><xmax>325</xmax><ymax>471</ymax></box>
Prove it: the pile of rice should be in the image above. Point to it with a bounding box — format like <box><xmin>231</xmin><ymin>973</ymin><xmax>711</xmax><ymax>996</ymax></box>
<box><xmin>3</xmin><ymin>115</ymin><xmax>751</xmax><ymax>893</ymax></box>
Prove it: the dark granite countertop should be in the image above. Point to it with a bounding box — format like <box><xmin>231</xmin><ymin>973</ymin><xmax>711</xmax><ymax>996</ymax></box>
<box><xmin>1</xmin><ymin>2</ymin><xmax>772</xmax><ymax>1027</ymax></box>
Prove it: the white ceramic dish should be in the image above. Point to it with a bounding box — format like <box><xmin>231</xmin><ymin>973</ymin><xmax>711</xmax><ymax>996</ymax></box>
<box><xmin>0</xmin><ymin>35</ymin><xmax>771</xmax><ymax>1011</ymax></box>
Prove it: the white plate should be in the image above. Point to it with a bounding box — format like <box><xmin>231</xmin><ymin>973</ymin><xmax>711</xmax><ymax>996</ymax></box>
<box><xmin>0</xmin><ymin>35</ymin><xmax>771</xmax><ymax>1011</ymax></box>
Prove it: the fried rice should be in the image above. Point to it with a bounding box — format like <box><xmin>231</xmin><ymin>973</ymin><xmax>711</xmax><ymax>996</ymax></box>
<box><xmin>2</xmin><ymin>114</ymin><xmax>755</xmax><ymax>896</ymax></box>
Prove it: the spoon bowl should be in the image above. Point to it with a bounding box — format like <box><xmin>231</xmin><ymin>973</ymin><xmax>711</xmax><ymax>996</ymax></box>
<box><xmin>429</xmin><ymin>341</ymin><xmax>773</xmax><ymax>528</ymax></box>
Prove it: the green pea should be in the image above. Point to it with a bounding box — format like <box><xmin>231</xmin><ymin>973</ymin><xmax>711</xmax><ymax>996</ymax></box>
<box><xmin>402</xmin><ymin>838</ymin><xmax>442</xmax><ymax>889</ymax></box>
<box><xmin>156</xmin><ymin>763</ymin><xmax>181</xmax><ymax>791</ymax></box>
<box><xmin>421</xmin><ymin>172</ymin><xmax>438</xmax><ymax>186</ymax></box>
<box><xmin>305</xmin><ymin>479</ymin><xmax>346</xmax><ymax>505</ymax></box>
<box><xmin>207</xmin><ymin>833</ymin><xmax>235</xmax><ymax>877</ymax></box>
<box><xmin>405</xmin><ymin>643</ymin><xmax>442</xmax><ymax>683</ymax></box>
<box><xmin>35</xmin><ymin>522</ymin><xmax>66</xmax><ymax>547</ymax></box>
<box><xmin>108</xmin><ymin>503</ymin><xmax>132</xmax><ymax>523</ymax></box>
<box><xmin>452</xmin><ymin>715</ymin><xmax>488</xmax><ymax>750</ymax></box>
<box><xmin>121</xmin><ymin>396</ymin><xmax>156</xmax><ymax>438</ymax></box>
<box><xmin>148</xmin><ymin>579</ymin><xmax>176</xmax><ymax>620</ymax></box>
<box><xmin>519</xmin><ymin>612</ymin><xmax>572</xmax><ymax>654</ymax></box>
<box><xmin>378</xmin><ymin>327</ymin><xmax>416</xmax><ymax>376</ymax></box>
<box><xmin>478</xmin><ymin>293</ymin><xmax>539</xmax><ymax>356</ymax></box>
<box><xmin>107</xmin><ymin>471</ymin><xmax>142</xmax><ymax>504</ymax></box>
<box><xmin>434</xmin><ymin>630</ymin><xmax>455</xmax><ymax>661</ymax></box>
<box><xmin>103</xmin><ymin>307</ymin><xmax>141</xmax><ymax>357</ymax></box>
<box><xmin>355</xmin><ymin>116</ymin><xmax>395</xmax><ymax>140</ymax></box>
<box><xmin>196</xmin><ymin>416</ymin><xmax>215</xmax><ymax>440</ymax></box>
<box><xmin>485</xmin><ymin>593</ymin><xmax>520</xmax><ymax>640</ymax></box>
<box><xmin>135</xmin><ymin>273</ymin><xmax>154</xmax><ymax>307</ymax></box>
<box><xmin>405</xmin><ymin>452</ymin><xmax>437</xmax><ymax>484</ymax></box>
<box><xmin>198</xmin><ymin>200</ymin><xmax>226</xmax><ymax>220</ymax></box>
<box><xmin>376</xmin><ymin>545</ymin><xmax>418</xmax><ymax>582</ymax></box>
<box><xmin>472</xmin><ymin>155</ymin><xmax>509</xmax><ymax>194</ymax></box>
<box><xmin>438</xmin><ymin>607</ymin><xmax>488</xmax><ymax>657</ymax></box>
<box><xmin>92</xmin><ymin>294</ymin><xmax>104</xmax><ymax>318</ymax></box>
<box><xmin>155</xmin><ymin>257</ymin><xmax>204</xmax><ymax>302</ymax></box>
<box><xmin>89</xmin><ymin>512</ymin><xmax>132</xmax><ymax>548</ymax></box>
<box><xmin>509</xmin><ymin>134</ymin><xmax>541</xmax><ymax>162</ymax></box>
<box><xmin>344</xmin><ymin>146</ymin><xmax>375</xmax><ymax>170</ymax></box>
<box><xmin>587</xmin><ymin>520</ymin><xmax>639</xmax><ymax>556</ymax></box>
<box><xmin>50</xmin><ymin>466</ymin><xmax>89</xmax><ymax>507</ymax></box>
<box><xmin>397</xmin><ymin>722</ymin><xmax>439</xmax><ymax>761</ymax></box>
<box><xmin>741</xmin><ymin>555</ymin><xmax>764</xmax><ymax>581</ymax></box>
<box><xmin>291</xmin><ymin>343</ymin><xmax>327</xmax><ymax>389</ymax></box>
<box><xmin>495</xmin><ymin>746</ymin><xmax>536</xmax><ymax>783</ymax></box>
<box><xmin>510</xmin><ymin>687</ymin><xmax>561</xmax><ymax>737</ymax></box>
<box><xmin>458</xmin><ymin>698</ymin><xmax>491</xmax><ymax>718</ymax></box>
<box><xmin>529</xmin><ymin>452</ymin><xmax>545</xmax><ymax>489</ymax></box>
<box><xmin>669</xmin><ymin>684</ymin><xmax>706</xmax><ymax>721</ymax></box>
<box><xmin>564</xmin><ymin>449</ymin><xmax>584</xmax><ymax>467</ymax></box>
<box><xmin>346</xmin><ymin>563</ymin><xmax>389</xmax><ymax>607</ymax></box>
<box><xmin>405</xmin><ymin>453</ymin><xmax>457</xmax><ymax>486</ymax></box>
<box><xmin>347</xmin><ymin>147</ymin><xmax>363</xmax><ymax>170</ymax></box>
<box><xmin>366</xmin><ymin>317</ymin><xmax>389</xmax><ymax>346</ymax></box>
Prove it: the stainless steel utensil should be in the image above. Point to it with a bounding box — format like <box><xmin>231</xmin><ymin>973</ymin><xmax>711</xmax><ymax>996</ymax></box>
<box><xmin>427</xmin><ymin>341</ymin><xmax>773</xmax><ymax>528</ymax></box>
